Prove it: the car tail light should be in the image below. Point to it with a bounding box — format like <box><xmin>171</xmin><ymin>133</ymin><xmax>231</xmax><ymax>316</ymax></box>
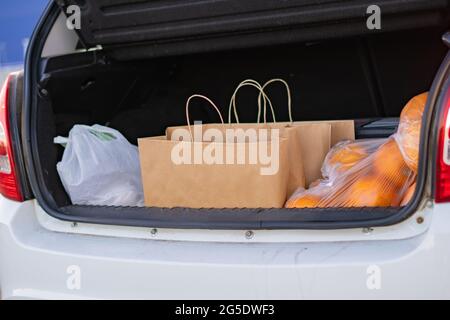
<box><xmin>435</xmin><ymin>83</ymin><xmax>450</xmax><ymax>203</ymax></box>
<box><xmin>0</xmin><ymin>75</ymin><xmax>23</xmax><ymax>201</ymax></box>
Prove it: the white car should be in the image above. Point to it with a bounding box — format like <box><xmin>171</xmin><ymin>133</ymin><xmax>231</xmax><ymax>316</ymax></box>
<box><xmin>0</xmin><ymin>0</ymin><xmax>450</xmax><ymax>300</ymax></box>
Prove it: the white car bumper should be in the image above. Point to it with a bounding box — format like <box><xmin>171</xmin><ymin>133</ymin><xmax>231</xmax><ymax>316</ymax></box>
<box><xmin>1</xmin><ymin>197</ymin><xmax>450</xmax><ymax>299</ymax></box>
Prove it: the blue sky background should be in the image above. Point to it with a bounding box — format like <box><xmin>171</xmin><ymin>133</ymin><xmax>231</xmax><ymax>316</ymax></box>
<box><xmin>0</xmin><ymin>1</ymin><xmax>49</xmax><ymax>66</ymax></box>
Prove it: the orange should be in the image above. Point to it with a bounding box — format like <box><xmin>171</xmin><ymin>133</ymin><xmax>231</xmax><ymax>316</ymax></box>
<box><xmin>372</xmin><ymin>139</ymin><xmax>411</xmax><ymax>187</ymax></box>
<box><xmin>328</xmin><ymin>143</ymin><xmax>367</xmax><ymax>166</ymax></box>
<box><xmin>399</xmin><ymin>92</ymin><xmax>428</xmax><ymax>124</ymax></box>
<box><xmin>400</xmin><ymin>182</ymin><xmax>416</xmax><ymax>206</ymax></box>
<box><xmin>343</xmin><ymin>175</ymin><xmax>397</xmax><ymax>207</ymax></box>
<box><xmin>285</xmin><ymin>194</ymin><xmax>322</xmax><ymax>208</ymax></box>
<box><xmin>325</xmin><ymin>143</ymin><xmax>368</xmax><ymax>176</ymax></box>
<box><xmin>396</xmin><ymin>92</ymin><xmax>428</xmax><ymax>172</ymax></box>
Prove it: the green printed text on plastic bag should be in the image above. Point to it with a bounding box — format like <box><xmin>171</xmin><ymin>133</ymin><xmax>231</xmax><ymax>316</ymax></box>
<box><xmin>88</xmin><ymin>129</ymin><xmax>117</xmax><ymax>141</ymax></box>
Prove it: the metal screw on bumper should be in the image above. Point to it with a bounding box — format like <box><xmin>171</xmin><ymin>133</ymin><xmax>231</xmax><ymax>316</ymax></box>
<box><xmin>362</xmin><ymin>227</ymin><xmax>373</xmax><ymax>234</ymax></box>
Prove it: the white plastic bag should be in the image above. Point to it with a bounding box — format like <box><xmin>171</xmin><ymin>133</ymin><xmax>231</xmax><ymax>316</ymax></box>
<box><xmin>56</xmin><ymin>124</ymin><xmax>144</xmax><ymax>206</ymax></box>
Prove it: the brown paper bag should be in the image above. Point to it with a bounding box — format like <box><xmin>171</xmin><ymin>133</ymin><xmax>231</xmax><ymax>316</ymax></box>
<box><xmin>139</xmin><ymin>95</ymin><xmax>294</xmax><ymax>208</ymax></box>
<box><xmin>139</xmin><ymin>132</ymin><xmax>291</xmax><ymax>208</ymax></box>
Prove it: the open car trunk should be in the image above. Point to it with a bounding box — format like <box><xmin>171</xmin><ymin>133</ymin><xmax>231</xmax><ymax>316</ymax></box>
<box><xmin>28</xmin><ymin>0</ymin><xmax>449</xmax><ymax>229</ymax></box>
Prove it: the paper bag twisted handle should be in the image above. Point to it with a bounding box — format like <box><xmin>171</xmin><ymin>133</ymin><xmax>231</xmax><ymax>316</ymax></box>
<box><xmin>186</xmin><ymin>94</ymin><xmax>224</xmax><ymax>142</ymax></box>
<box><xmin>228</xmin><ymin>79</ymin><xmax>275</xmax><ymax>124</ymax></box>
<box><xmin>258</xmin><ymin>78</ymin><xmax>293</xmax><ymax>124</ymax></box>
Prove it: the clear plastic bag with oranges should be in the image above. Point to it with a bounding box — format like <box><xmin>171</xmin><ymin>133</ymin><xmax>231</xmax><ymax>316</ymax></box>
<box><xmin>286</xmin><ymin>92</ymin><xmax>428</xmax><ymax>208</ymax></box>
